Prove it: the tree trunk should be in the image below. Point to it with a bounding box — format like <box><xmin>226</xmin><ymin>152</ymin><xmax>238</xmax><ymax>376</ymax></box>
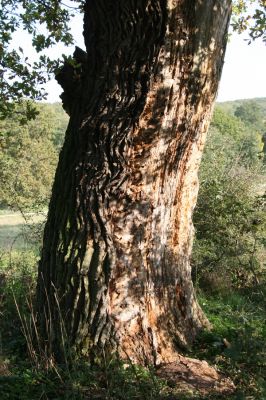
<box><xmin>37</xmin><ymin>0</ymin><xmax>231</xmax><ymax>365</ymax></box>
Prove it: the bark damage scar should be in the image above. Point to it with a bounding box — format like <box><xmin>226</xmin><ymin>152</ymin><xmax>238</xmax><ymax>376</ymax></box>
<box><xmin>106</xmin><ymin>0</ymin><xmax>231</xmax><ymax>364</ymax></box>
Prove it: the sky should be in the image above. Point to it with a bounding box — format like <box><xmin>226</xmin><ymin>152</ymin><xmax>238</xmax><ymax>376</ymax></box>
<box><xmin>11</xmin><ymin>13</ymin><xmax>266</xmax><ymax>104</ymax></box>
<box><xmin>217</xmin><ymin>33</ymin><xmax>266</xmax><ymax>102</ymax></box>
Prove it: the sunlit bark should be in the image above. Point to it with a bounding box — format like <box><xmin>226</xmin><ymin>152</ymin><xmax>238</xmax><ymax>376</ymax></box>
<box><xmin>37</xmin><ymin>0</ymin><xmax>231</xmax><ymax>364</ymax></box>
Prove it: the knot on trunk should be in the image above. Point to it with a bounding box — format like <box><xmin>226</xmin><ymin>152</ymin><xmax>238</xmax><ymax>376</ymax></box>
<box><xmin>56</xmin><ymin>46</ymin><xmax>88</xmax><ymax>115</ymax></box>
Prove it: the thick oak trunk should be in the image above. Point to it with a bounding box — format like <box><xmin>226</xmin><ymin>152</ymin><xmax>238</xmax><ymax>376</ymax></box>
<box><xmin>37</xmin><ymin>0</ymin><xmax>231</xmax><ymax>364</ymax></box>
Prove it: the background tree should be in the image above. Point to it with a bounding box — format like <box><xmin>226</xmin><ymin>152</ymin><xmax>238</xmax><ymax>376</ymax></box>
<box><xmin>0</xmin><ymin>0</ymin><xmax>80</xmax><ymax>120</ymax></box>
<box><xmin>0</xmin><ymin>102</ymin><xmax>68</xmax><ymax>211</ymax></box>
<box><xmin>193</xmin><ymin>106</ymin><xmax>266</xmax><ymax>292</ymax></box>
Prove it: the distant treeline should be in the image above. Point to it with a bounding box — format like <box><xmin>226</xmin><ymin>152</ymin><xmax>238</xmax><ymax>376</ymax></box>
<box><xmin>0</xmin><ymin>102</ymin><xmax>68</xmax><ymax>210</ymax></box>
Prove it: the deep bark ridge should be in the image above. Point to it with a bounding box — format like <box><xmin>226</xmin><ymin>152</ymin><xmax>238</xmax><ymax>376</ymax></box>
<box><xmin>37</xmin><ymin>0</ymin><xmax>231</xmax><ymax>366</ymax></box>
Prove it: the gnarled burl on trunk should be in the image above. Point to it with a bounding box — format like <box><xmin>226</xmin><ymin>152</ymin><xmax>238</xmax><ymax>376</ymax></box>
<box><xmin>37</xmin><ymin>0</ymin><xmax>231</xmax><ymax>364</ymax></box>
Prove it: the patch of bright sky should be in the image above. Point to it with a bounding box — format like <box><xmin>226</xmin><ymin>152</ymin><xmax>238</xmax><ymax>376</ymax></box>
<box><xmin>217</xmin><ymin>33</ymin><xmax>266</xmax><ymax>102</ymax></box>
<box><xmin>10</xmin><ymin>11</ymin><xmax>266</xmax><ymax>103</ymax></box>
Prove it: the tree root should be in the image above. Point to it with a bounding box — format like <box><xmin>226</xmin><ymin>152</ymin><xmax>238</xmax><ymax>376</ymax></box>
<box><xmin>156</xmin><ymin>355</ymin><xmax>235</xmax><ymax>396</ymax></box>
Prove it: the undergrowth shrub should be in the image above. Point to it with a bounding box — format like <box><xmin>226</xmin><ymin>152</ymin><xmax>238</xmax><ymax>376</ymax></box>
<box><xmin>192</xmin><ymin>107</ymin><xmax>266</xmax><ymax>292</ymax></box>
<box><xmin>0</xmin><ymin>250</ymin><xmax>38</xmax><ymax>355</ymax></box>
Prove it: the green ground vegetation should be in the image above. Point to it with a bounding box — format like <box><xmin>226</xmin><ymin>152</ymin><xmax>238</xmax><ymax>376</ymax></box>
<box><xmin>0</xmin><ymin>99</ymin><xmax>265</xmax><ymax>399</ymax></box>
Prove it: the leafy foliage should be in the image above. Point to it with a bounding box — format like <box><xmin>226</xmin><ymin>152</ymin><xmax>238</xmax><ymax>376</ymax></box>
<box><xmin>193</xmin><ymin>102</ymin><xmax>266</xmax><ymax>291</ymax></box>
<box><xmin>0</xmin><ymin>0</ymin><xmax>83</xmax><ymax>120</ymax></box>
<box><xmin>234</xmin><ymin>100</ymin><xmax>265</xmax><ymax>131</ymax></box>
<box><xmin>232</xmin><ymin>0</ymin><xmax>266</xmax><ymax>43</ymax></box>
<box><xmin>0</xmin><ymin>102</ymin><xmax>68</xmax><ymax>210</ymax></box>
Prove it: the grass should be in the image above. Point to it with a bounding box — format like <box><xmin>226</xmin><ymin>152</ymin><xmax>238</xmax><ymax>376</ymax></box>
<box><xmin>190</xmin><ymin>290</ymin><xmax>266</xmax><ymax>399</ymax></box>
<box><xmin>0</xmin><ymin>359</ymin><xmax>167</xmax><ymax>400</ymax></box>
<box><xmin>0</xmin><ymin>211</ymin><xmax>46</xmax><ymax>250</ymax></box>
<box><xmin>0</xmin><ymin>224</ymin><xmax>27</xmax><ymax>250</ymax></box>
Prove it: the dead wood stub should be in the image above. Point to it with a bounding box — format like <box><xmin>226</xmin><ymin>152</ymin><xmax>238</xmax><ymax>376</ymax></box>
<box><xmin>157</xmin><ymin>357</ymin><xmax>235</xmax><ymax>395</ymax></box>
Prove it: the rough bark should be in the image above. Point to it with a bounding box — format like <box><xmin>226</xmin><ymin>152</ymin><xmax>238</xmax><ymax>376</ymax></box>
<box><xmin>37</xmin><ymin>0</ymin><xmax>231</xmax><ymax>365</ymax></box>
